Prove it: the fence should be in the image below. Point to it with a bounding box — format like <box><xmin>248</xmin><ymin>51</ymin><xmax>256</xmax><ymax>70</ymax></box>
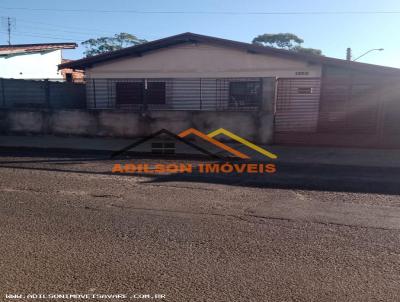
<box><xmin>87</xmin><ymin>77</ymin><xmax>266</xmax><ymax>111</ymax></box>
<box><xmin>0</xmin><ymin>78</ymin><xmax>86</xmax><ymax>109</ymax></box>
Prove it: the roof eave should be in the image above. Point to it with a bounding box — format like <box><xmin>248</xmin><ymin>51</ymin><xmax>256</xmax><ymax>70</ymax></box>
<box><xmin>57</xmin><ymin>33</ymin><xmax>320</xmax><ymax>70</ymax></box>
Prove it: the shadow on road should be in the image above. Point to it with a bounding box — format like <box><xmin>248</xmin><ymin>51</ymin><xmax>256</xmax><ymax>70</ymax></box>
<box><xmin>140</xmin><ymin>163</ymin><xmax>400</xmax><ymax>195</ymax></box>
<box><xmin>1</xmin><ymin>148</ymin><xmax>400</xmax><ymax>195</ymax></box>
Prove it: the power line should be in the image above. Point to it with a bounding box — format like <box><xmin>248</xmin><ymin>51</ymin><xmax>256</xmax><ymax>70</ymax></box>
<box><xmin>17</xmin><ymin>24</ymin><xmax>108</xmax><ymax>38</ymax></box>
<box><xmin>1</xmin><ymin>6</ymin><xmax>400</xmax><ymax>15</ymax></box>
<box><xmin>0</xmin><ymin>30</ymin><xmax>84</xmax><ymax>42</ymax></box>
<box><xmin>17</xmin><ymin>20</ymin><xmax>115</xmax><ymax>36</ymax></box>
<box><xmin>0</xmin><ymin>29</ymin><xmax>157</xmax><ymax>43</ymax></box>
<box><xmin>15</xmin><ymin>19</ymin><xmax>162</xmax><ymax>40</ymax></box>
<box><xmin>15</xmin><ymin>30</ymin><xmax>85</xmax><ymax>41</ymax></box>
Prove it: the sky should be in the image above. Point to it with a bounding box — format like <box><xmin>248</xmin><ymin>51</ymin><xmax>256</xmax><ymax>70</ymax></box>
<box><xmin>0</xmin><ymin>0</ymin><xmax>399</xmax><ymax>67</ymax></box>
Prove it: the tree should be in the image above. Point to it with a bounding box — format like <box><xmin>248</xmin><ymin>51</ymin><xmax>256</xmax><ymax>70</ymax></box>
<box><xmin>82</xmin><ymin>33</ymin><xmax>147</xmax><ymax>57</ymax></box>
<box><xmin>252</xmin><ymin>33</ymin><xmax>322</xmax><ymax>55</ymax></box>
<box><xmin>252</xmin><ymin>33</ymin><xmax>303</xmax><ymax>49</ymax></box>
<box><xmin>292</xmin><ymin>46</ymin><xmax>323</xmax><ymax>56</ymax></box>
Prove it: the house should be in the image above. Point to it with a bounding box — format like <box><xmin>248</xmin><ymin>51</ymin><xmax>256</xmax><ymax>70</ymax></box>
<box><xmin>59</xmin><ymin>32</ymin><xmax>400</xmax><ymax>148</ymax></box>
<box><xmin>0</xmin><ymin>42</ymin><xmax>77</xmax><ymax>80</ymax></box>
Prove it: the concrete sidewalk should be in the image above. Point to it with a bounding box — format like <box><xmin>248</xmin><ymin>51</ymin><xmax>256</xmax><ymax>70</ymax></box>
<box><xmin>1</xmin><ymin>134</ymin><xmax>400</xmax><ymax>168</ymax></box>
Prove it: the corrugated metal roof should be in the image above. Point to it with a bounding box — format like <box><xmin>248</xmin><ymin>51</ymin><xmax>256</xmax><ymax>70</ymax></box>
<box><xmin>0</xmin><ymin>43</ymin><xmax>77</xmax><ymax>55</ymax></box>
<box><xmin>58</xmin><ymin>33</ymin><xmax>400</xmax><ymax>75</ymax></box>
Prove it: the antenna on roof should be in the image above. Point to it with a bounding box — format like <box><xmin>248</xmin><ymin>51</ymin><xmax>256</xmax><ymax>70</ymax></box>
<box><xmin>1</xmin><ymin>17</ymin><xmax>16</xmax><ymax>45</ymax></box>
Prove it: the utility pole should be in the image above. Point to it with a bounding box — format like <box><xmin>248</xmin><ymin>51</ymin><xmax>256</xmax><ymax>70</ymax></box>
<box><xmin>1</xmin><ymin>17</ymin><xmax>16</xmax><ymax>45</ymax></box>
<box><xmin>7</xmin><ymin>17</ymin><xmax>11</xmax><ymax>45</ymax></box>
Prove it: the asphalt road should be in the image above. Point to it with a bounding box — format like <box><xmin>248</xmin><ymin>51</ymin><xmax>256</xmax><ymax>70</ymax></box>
<box><xmin>1</xmin><ymin>151</ymin><xmax>400</xmax><ymax>302</ymax></box>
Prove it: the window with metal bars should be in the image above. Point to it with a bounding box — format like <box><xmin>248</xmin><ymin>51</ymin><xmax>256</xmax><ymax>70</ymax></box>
<box><xmin>115</xmin><ymin>81</ymin><xmax>166</xmax><ymax>106</ymax></box>
<box><xmin>229</xmin><ymin>81</ymin><xmax>261</xmax><ymax>107</ymax></box>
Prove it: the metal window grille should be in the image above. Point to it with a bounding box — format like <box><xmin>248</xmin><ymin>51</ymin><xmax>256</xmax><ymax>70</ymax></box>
<box><xmin>87</xmin><ymin>77</ymin><xmax>263</xmax><ymax>111</ymax></box>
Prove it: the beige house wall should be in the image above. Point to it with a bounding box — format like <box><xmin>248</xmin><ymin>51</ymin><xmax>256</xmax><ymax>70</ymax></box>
<box><xmin>86</xmin><ymin>43</ymin><xmax>322</xmax><ymax>79</ymax></box>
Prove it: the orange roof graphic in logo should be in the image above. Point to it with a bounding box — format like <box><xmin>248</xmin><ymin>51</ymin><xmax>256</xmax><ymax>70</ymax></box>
<box><xmin>178</xmin><ymin>128</ymin><xmax>278</xmax><ymax>159</ymax></box>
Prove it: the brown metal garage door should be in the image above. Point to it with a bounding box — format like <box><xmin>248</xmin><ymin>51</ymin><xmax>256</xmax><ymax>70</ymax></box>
<box><xmin>274</xmin><ymin>78</ymin><xmax>321</xmax><ymax>143</ymax></box>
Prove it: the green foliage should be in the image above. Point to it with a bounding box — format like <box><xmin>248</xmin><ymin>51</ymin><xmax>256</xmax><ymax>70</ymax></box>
<box><xmin>252</xmin><ymin>33</ymin><xmax>303</xmax><ymax>49</ymax></box>
<box><xmin>252</xmin><ymin>33</ymin><xmax>322</xmax><ymax>55</ymax></box>
<box><xmin>292</xmin><ymin>46</ymin><xmax>323</xmax><ymax>56</ymax></box>
<box><xmin>81</xmin><ymin>33</ymin><xmax>147</xmax><ymax>57</ymax></box>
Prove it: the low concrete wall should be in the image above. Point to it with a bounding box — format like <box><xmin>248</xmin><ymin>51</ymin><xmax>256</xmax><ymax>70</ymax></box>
<box><xmin>0</xmin><ymin>109</ymin><xmax>274</xmax><ymax>144</ymax></box>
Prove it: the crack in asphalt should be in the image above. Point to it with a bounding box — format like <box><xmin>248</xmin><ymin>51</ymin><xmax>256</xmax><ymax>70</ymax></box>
<box><xmin>3</xmin><ymin>185</ymin><xmax>400</xmax><ymax>231</ymax></box>
<box><xmin>245</xmin><ymin>213</ymin><xmax>400</xmax><ymax>231</ymax></box>
<box><xmin>104</xmin><ymin>203</ymin><xmax>394</xmax><ymax>231</ymax></box>
<box><xmin>0</xmin><ymin>187</ymin><xmax>122</xmax><ymax>199</ymax></box>
<box><xmin>143</xmin><ymin>183</ymin><xmax>220</xmax><ymax>191</ymax></box>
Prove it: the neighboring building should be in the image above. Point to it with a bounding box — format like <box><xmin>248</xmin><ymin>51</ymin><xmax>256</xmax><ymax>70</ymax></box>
<box><xmin>59</xmin><ymin>32</ymin><xmax>400</xmax><ymax>147</ymax></box>
<box><xmin>59</xmin><ymin>59</ymin><xmax>85</xmax><ymax>83</ymax></box>
<box><xmin>0</xmin><ymin>43</ymin><xmax>77</xmax><ymax>80</ymax></box>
